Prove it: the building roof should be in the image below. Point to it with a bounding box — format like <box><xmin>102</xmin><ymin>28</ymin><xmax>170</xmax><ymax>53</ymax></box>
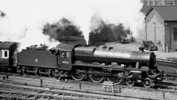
<box><xmin>143</xmin><ymin>6</ymin><xmax>177</xmax><ymax>21</ymax></box>
<box><xmin>154</xmin><ymin>6</ymin><xmax>177</xmax><ymax>21</ymax></box>
<box><xmin>141</xmin><ymin>5</ymin><xmax>153</xmax><ymax>15</ymax></box>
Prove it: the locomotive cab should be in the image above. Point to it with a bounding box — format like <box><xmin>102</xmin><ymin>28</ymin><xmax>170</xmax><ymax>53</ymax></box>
<box><xmin>57</xmin><ymin>50</ymin><xmax>72</xmax><ymax>70</ymax></box>
<box><xmin>56</xmin><ymin>43</ymin><xmax>76</xmax><ymax>70</ymax></box>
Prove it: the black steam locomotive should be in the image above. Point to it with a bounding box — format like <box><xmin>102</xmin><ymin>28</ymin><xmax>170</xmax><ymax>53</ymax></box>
<box><xmin>0</xmin><ymin>41</ymin><xmax>163</xmax><ymax>87</ymax></box>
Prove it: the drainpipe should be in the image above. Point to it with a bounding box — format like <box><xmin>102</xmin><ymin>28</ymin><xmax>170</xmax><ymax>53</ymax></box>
<box><xmin>164</xmin><ymin>22</ymin><xmax>168</xmax><ymax>52</ymax></box>
<box><xmin>145</xmin><ymin>17</ymin><xmax>147</xmax><ymax>40</ymax></box>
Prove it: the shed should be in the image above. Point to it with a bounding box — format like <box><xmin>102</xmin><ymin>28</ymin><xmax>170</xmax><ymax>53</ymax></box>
<box><xmin>144</xmin><ymin>6</ymin><xmax>177</xmax><ymax>52</ymax></box>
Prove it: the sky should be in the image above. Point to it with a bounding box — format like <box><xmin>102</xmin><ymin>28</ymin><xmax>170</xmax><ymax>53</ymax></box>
<box><xmin>0</xmin><ymin>0</ymin><xmax>144</xmax><ymax>49</ymax></box>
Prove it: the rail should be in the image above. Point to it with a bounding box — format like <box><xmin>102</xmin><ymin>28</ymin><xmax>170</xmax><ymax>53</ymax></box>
<box><xmin>0</xmin><ymin>73</ymin><xmax>177</xmax><ymax>100</ymax></box>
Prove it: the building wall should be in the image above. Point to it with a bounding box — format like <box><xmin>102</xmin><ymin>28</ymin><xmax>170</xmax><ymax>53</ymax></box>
<box><xmin>145</xmin><ymin>9</ymin><xmax>165</xmax><ymax>51</ymax></box>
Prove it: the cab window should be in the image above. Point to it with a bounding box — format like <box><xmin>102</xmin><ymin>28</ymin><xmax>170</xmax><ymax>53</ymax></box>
<box><xmin>60</xmin><ymin>51</ymin><xmax>67</xmax><ymax>58</ymax></box>
<box><xmin>59</xmin><ymin>51</ymin><xmax>71</xmax><ymax>58</ymax></box>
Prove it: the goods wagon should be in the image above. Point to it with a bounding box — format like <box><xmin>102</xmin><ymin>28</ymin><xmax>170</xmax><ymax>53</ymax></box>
<box><xmin>0</xmin><ymin>41</ymin><xmax>18</xmax><ymax>71</ymax></box>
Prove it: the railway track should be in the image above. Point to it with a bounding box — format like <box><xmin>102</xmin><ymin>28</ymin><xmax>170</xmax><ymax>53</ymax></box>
<box><xmin>0</xmin><ymin>73</ymin><xmax>177</xmax><ymax>100</ymax></box>
<box><xmin>0</xmin><ymin>79</ymin><xmax>154</xmax><ymax>100</ymax></box>
<box><xmin>1</xmin><ymin>72</ymin><xmax>177</xmax><ymax>90</ymax></box>
<box><xmin>0</xmin><ymin>82</ymin><xmax>116</xmax><ymax>100</ymax></box>
<box><xmin>0</xmin><ymin>83</ymin><xmax>107</xmax><ymax>100</ymax></box>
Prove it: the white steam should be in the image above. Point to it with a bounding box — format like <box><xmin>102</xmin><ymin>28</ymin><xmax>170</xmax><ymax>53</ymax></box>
<box><xmin>0</xmin><ymin>0</ymin><xmax>144</xmax><ymax>49</ymax></box>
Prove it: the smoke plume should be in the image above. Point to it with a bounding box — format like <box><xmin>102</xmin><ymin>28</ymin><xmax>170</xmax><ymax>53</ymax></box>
<box><xmin>0</xmin><ymin>0</ymin><xmax>144</xmax><ymax>49</ymax></box>
<box><xmin>89</xmin><ymin>15</ymin><xmax>133</xmax><ymax>45</ymax></box>
<box><xmin>43</xmin><ymin>18</ymin><xmax>86</xmax><ymax>45</ymax></box>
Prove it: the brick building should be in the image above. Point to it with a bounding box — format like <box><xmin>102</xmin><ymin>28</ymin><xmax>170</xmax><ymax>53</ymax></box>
<box><xmin>144</xmin><ymin>6</ymin><xmax>177</xmax><ymax>52</ymax></box>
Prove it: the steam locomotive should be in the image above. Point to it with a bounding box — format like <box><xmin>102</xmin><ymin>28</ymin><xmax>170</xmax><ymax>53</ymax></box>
<box><xmin>0</xmin><ymin>41</ymin><xmax>163</xmax><ymax>88</ymax></box>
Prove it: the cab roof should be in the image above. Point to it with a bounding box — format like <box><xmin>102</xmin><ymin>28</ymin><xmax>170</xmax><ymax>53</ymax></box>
<box><xmin>0</xmin><ymin>41</ymin><xmax>18</xmax><ymax>49</ymax></box>
<box><xmin>56</xmin><ymin>43</ymin><xmax>80</xmax><ymax>51</ymax></box>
